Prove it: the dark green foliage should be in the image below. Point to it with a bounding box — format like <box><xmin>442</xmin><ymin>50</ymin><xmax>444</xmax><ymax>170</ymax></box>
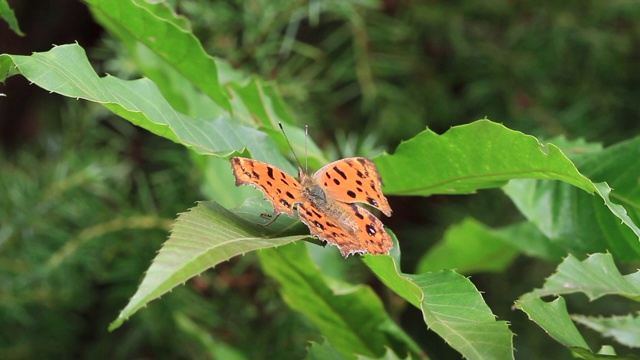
<box><xmin>2</xmin><ymin>1</ymin><xmax>640</xmax><ymax>359</ymax></box>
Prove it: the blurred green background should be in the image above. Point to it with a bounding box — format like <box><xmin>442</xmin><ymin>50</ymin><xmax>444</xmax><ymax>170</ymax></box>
<box><xmin>2</xmin><ymin>0</ymin><xmax>640</xmax><ymax>359</ymax></box>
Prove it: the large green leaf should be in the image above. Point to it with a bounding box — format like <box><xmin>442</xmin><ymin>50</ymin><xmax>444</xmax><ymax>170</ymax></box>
<box><xmin>109</xmin><ymin>201</ymin><xmax>305</xmax><ymax>330</ymax></box>
<box><xmin>504</xmin><ymin>137</ymin><xmax>640</xmax><ymax>261</ymax></box>
<box><xmin>516</xmin><ymin>253</ymin><xmax>640</xmax><ymax>358</ymax></box>
<box><xmin>86</xmin><ymin>0</ymin><xmax>230</xmax><ymax>110</ymax></box>
<box><xmin>363</xmin><ymin>255</ymin><xmax>514</xmax><ymax>360</ymax></box>
<box><xmin>0</xmin><ymin>44</ymin><xmax>295</xmax><ymax>172</ymax></box>
<box><xmin>516</xmin><ymin>297</ymin><xmax>590</xmax><ymax>349</ymax></box>
<box><xmin>375</xmin><ymin>120</ymin><xmax>595</xmax><ymax>196</ymax></box>
<box><xmin>86</xmin><ymin>0</ymin><xmax>330</xmax><ymax>170</ymax></box>
<box><xmin>520</xmin><ymin>253</ymin><xmax>640</xmax><ymax>302</ymax></box>
<box><xmin>258</xmin><ymin>243</ymin><xmax>421</xmax><ymax>359</ymax></box>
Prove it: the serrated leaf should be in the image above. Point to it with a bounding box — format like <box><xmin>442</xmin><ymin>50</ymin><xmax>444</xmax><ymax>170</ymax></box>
<box><xmin>362</xmin><ymin>255</ymin><xmax>514</xmax><ymax>360</ymax></box>
<box><xmin>0</xmin><ymin>44</ymin><xmax>296</xmax><ymax>172</ymax></box>
<box><xmin>416</xmin><ymin>218</ymin><xmax>520</xmax><ymax>274</ymax></box>
<box><xmin>516</xmin><ymin>297</ymin><xmax>590</xmax><ymax>349</ymax></box>
<box><xmin>521</xmin><ymin>253</ymin><xmax>640</xmax><ymax>302</ymax></box>
<box><xmin>375</xmin><ymin>119</ymin><xmax>594</xmax><ymax>196</ymax></box>
<box><xmin>86</xmin><ymin>0</ymin><xmax>230</xmax><ymax>110</ymax></box>
<box><xmin>504</xmin><ymin>136</ymin><xmax>640</xmax><ymax>261</ymax></box>
<box><xmin>258</xmin><ymin>243</ymin><xmax>417</xmax><ymax>359</ymax></box>
<box><xmin>109</xmin><ymin>201</ymin><xmax>305</xmax><ymax>330</ymax></box>
<box><xmin>516</xmin><ymin>298</ymin><xmax>640</xmax><ymax>359</ymax></box>
<box><xmin>572</xmin><ymin>314</ymin><xmax>640</xmax><ymax>349</ymax></box>
<box><xmin>516</xmin><ymin>253</ymin><xmax>640</xmax><ymax>358</ymax></box>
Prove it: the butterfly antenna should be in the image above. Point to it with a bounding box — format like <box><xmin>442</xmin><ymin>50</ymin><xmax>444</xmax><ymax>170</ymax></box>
<box><xmin>304</xmin><ymin>124</ymin><xmax>309</xmax><ymax>173</ymax></box>
<box><xmin>278</xmin><ymin>122</ymin><xmax>304</xmax><ymax>170</ymax></box>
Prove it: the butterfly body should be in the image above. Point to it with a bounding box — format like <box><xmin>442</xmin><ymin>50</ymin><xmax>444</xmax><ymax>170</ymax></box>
<box><xmin>230</xmin><ymin>156</ymin><xmax>392</xmax><ymax>256</ymax></box>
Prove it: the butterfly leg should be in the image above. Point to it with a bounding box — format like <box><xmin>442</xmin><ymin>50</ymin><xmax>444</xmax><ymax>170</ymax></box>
<box><xmin>259</xmin><ymin>212</ymin><xmax>281</xmax><ymax>226</ymax></box>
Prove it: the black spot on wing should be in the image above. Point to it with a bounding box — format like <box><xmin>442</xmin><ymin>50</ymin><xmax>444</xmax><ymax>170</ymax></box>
<box><xmin>366</xmin><ymin>223</ymin><xmax>376</xmax><ymax>236</ymax></box>
<box><xmin>350</xmin><ymin>204</ymin><xmax>364</xmax><ymax>220</ymax></box>
<box><xmin>333</xmin><ymin>179</ymin><xmax>340</xmax><ymax>185</ymax></box>
<box><xmin>313</xmin><ymin>220</ymin><xmax>326</xmax><ymax>230</ymax></box>
<box><xmin>280</xmin><ymin>199</ymin><xmax>291</xmax><ymax>209</ymax></box>
<box><xmin>252</xmin><ymin>170</ymin><xmax>260</xmax><ymax>179</ymax></box>
<box><xmin>356</xmin><ymin>180</ymin><xmax>363</xmax><ymax>186</ymax></box>
<box><xmin>286</xmin><ymin>191</ymin><xmax>295</xmax><ymax>199</ymax></box>
<box><xmin>333</xmin><ymin>166</ymin><xmax>347</xmax><ymax>180</ymax></box>
<box><xmin>347</xmin><ymin>190</ymin><xmax>356</xmax><ymax>198</ymax></box>
<box><xmin>367</xmin><ymin>197</ymin><xmax>379</xmax><ymax>207</ymax></box>
<box><xmin>267</xmin><ymin>166</ymin><xmax>275</xmax><ymax>180</ymax></box>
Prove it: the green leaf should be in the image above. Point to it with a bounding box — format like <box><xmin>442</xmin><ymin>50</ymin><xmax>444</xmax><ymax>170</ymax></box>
<box><xmin>109</xmin><ymin>201</ymin><xmax>305</xmax><ymax>331</ymax></box>
<box><xmin>571</xmin><ymin>347</ymin><xmax>640</xmax><ymax>360</ymax></box>
<box><xmin>0</xmin><ymin>43</ymin><xmax>294</xmax><ymax>171</ymax></box>
<box><xmin>375</xmin><ymin>119</ymin><xmax>594</xmax><ymax>196</ymax></box>
<box><xmin>305</xmin><ymin>341</ymin><xmax>348</xmax><ymax>360</ymax></box>
<box><xmin>504</xmin><ymin>136</ymin><xmax>640</xmax><ymax>260</ymax></box>
<box><xmin>572</xmin><ymin>314</ymin><xmax>640</xmax><ymax>349</ymax></box>
<box><xmin>521</xmin><ymin>253</ymin><xmax>640</xmax><ymax>302</ymax></box>
<box><xmin>0</xmin><ymin>0</ymin><xmax>24</xmax><ymax>36</ymax></box>
<box><xmin>516</xmin><ymin>298</ymin><xmax>640</xmax><ymax>359</ymax></box>
<box><xmin>258</xmin><ymin>243</ymin><xmax>418</xmax><ymax>359</ymax></box>
<box><xmin>516</xmin><ymin>253</ymin><xmax>640</xmax><ymax>358</ymax></box>
<box><xmin>86</xmin><ymin>0</ymin><xmax>230</xmax><ymax>110</ymax></box>
<box><xmin>416</xmin><ymin>218</ymin><xmax>520</xmax><ymax>274</ymax></box>
<box><xmin>363</xmin><ymin>255</ymin><xmax>514</xmax><ymax>360</ymax></box>
<box><xmin>516</xmin><ymin>297</ymin><xmax>590</xmax><ymax>349</ymax></box>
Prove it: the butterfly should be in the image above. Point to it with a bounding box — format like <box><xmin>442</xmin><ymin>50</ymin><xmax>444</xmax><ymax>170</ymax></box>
<box><xmin>230</xmin><ymin>156</ymin><xmax>393</xmax><ymax>257</ymax></box>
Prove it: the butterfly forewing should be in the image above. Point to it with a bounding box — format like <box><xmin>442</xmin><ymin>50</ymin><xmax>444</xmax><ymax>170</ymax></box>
<box><xmin>230</xmin><ymin>157</ymin><xmax>303</xmax><ymax>217</ymax></box>
<box><xmin>313</xmin><ymin>157</ymin><xmax>392</xmax><ymax>216</ymax></box>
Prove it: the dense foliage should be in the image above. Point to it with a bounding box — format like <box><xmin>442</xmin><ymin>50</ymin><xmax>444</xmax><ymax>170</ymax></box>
<box><xmin>2</xmin><ymin>1</ymin><xmax>640</xmax><ymax>359</ymax></box>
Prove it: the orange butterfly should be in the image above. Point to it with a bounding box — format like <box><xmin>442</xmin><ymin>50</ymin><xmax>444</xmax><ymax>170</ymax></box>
<box><xmin>230</xmin><ymin>156</ymin><xmax>393</xmax><ymax>257</ymax></box>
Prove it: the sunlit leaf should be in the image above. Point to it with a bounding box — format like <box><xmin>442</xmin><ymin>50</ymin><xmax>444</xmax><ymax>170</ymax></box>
<box><xmin>375</xmin><ymin>120</ymin><xmax>594</xmax><ymax>196</ymax></box>
<box><xmin>109</xmin><ymin>201</ymin><xmax>305</xmax><ymax>330</ymax></box>
<box><xmin>363</xmin><ymin>255</ymin><xmax>514</xmax><ymax>360</ymax></box>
